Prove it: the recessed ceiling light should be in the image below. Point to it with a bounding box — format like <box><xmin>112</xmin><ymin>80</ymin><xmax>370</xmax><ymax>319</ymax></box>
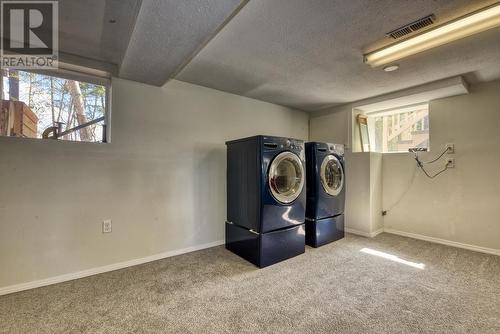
<box><xmin>383</xmin><ymin>64</ymin><xmax>399</xmax><ymax>72</ymax></box>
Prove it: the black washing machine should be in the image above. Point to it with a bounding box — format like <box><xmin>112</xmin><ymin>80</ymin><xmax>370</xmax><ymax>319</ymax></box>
<box><xmin>305</xmin><ymin>142</ymin><xmax>345</xmax><ymax>247</ymax></box>
<box><xmin>225</xmin><ymin>135</ymin><xmax>306</xmax><ymax>267</ymax></box>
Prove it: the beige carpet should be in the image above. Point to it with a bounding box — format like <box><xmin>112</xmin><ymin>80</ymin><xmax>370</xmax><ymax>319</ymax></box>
<box><xmin>1</xmin><ymin>233</ymin><xmax>499</xmax><ymax>334</ymax></box>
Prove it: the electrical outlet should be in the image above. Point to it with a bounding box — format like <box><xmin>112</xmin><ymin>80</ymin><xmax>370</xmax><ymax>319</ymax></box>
<box><xmin>446</xmin><ymin>158</ymin><xmax>455</xmax><ymax>168</ymax></box>
<box><xmin>103</xmin><ymin>219</ymin><xmax>112</xmax><ymax>233</ymax></box>
<box><xmin>446</xmin><ymin>143</ymin><xmax>455</xmax><ymax>154</ymax></box>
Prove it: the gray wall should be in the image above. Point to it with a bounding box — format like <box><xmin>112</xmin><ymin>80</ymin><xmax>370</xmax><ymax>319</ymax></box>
<box><xmin>0</xmin><ymin>78</ymin><xmax>308</xmax><ymax>288</ymax></box>
<box><xmin>310</xmin><ymin>79</ymin><xmax>500</xmax><ymax>251</ymax></box>
<box><xmin>383</xmin><ymin>80</ymin><xmax>500</xmax><ymax>250</ymax></box>
<box><xmin>309</xmin><ymin>105</ymin><xmax>350</xmax><ymax>147</ymax></box>
<box><xmin>342</xmin><ymin>152</ymin><xmax>383</xmax><ymax>236</ymax></box>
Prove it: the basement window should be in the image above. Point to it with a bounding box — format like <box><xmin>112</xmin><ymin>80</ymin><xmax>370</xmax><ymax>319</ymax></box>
<box><xmin>0</xmin><ymin>69</ymin><xmax>110</xmax><ymax>143</ymax></box>
<box><xmin>368</xmin><ymin>104</ymin><xmax>429</xmax><ymax>153</ymax></box>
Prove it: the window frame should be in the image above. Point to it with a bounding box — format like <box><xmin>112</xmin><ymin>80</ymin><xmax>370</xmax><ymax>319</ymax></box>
<box><xmin>366</xmin><ymin>103</ymin><xmax>430</xmax><ymax>154</ymax></box>
<box><xmin>0</xmin><ymin>66</ymin><xmax>112</xmax><ymax>143</ymax></box>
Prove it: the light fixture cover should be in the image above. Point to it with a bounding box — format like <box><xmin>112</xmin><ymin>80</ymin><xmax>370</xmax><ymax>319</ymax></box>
<box><xmin>383</xmin><ymin>64</ymin><xmax>400</xmax><ymax>72</ymax></box>
<box><xmin>364</xmin><ymin>3</ymin><xmax>500</xmax><ymax>67</ymax></box>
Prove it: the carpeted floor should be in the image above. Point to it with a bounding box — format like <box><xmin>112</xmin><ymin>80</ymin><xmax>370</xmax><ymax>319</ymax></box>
<box><xmin>1</xmin><ymin>233</ymin><xmax>499</xmax><ymax>334</ymax></box>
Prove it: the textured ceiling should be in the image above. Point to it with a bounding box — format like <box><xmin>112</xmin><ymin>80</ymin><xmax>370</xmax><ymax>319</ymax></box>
<box><xmin>59</xmin><ymin>0</ymin><xmax>141</xmax><ymax>65</ymax></box>
<box><xmin>56</xmin><ymin>0</ymin><xmax>500</xmax><ymax>108</ymax></box>
<box><xmin>175</xmin><ymin>0</ymin><xmax>500</xmax><ymax>111</ymax></box>
<box><xmin>118</xmin><ymin>0</ymin><xmax>246</xmax><ymax>85</ymax></box>
<box><xmin>56</xmin><ymin>0</ymin><xmax>246</xmax><ymax>85</ymax></box>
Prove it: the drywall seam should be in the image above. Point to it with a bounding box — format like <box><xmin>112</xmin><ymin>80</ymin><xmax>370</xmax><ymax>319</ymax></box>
<box><xmin>384</xmin><ymin>229</ymin><xmax>500</xmax><ymax>256</ymax></box>
<box><xmin>0</xmin><ymin>240</ymin><xmax>224</xmax><ymax>296</ymax></box>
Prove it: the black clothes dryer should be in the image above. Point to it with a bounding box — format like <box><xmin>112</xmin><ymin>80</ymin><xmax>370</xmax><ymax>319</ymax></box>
<box><xmin>225</xmin><ymin>135</ymin><xmax>306</xmax><ymax>267</ymax></box>
<box><xmin>305</xmin><ymin>142</ymin><xmax>345</xmax><ymax>247</ymax></box>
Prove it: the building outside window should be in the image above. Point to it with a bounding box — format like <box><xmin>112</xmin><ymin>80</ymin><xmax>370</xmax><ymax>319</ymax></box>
<box><xmin>368</xmin><ymin>104</ymin><xmax>430</xmax><ymax>153</ymax></box>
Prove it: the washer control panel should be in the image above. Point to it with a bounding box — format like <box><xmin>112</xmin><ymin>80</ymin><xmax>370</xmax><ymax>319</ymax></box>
<box><xmin>262</xmin><ymin>136</ymin><xmax>304</xmax><ymax>154</ymax></box>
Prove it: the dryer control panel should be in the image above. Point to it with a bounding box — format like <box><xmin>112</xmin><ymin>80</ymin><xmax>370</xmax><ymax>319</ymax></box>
<box><xmin>328</xmin><ymin>143</ymin><xmax>344</xmax><ymax>156</ymax></box>
<box><xmin>315</xmin><ymin>142</ymin><xmax>344</xmax><ymax>156</ymax></box>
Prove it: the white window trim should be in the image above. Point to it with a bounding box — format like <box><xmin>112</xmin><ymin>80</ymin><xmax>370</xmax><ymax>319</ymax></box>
<box><xmin>1</xmin><ymin>66</ymin><xmax>112</xmax><ymax>143</ymax></box>
<box><xmin>365</xmin><ymin>102</ymin><xmax>429</xmax><ymax>117</ymax></box>
<box><xmin>363</xmin><ymin>103</ymin><xmax>430</xmax><ymax>154</ymax></box>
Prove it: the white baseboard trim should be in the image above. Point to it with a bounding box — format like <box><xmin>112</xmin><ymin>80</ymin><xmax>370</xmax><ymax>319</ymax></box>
<box><xmin>384</xmin><ymin>228</ymin><xmax>500</xmax><ymax>256</ymax></box>
<box><xmin>371</xmin><ymin>228</ymin><xmax>384</xmax><ymax>238</ymax></box>
<box><xmin>346</xmin><ymin>227</ymin><xmax>384</xmax><ymax>238</ymax></box>
<box><xmin>3</xmin><ymin>229</ymin><xmax>497</xmax><ymax>296</ymax></box>
<box><xmin>0</xmin><ymin>240</ymin><xmax>224</xmax><ymax>296</ymax></box>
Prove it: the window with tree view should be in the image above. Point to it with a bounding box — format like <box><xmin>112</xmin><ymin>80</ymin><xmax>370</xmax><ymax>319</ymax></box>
<box><xmin>370</xmin><ymin>104</ymin><xmax>429</xmax><ymax>153</ymax></box>
<box><xmin>1</xmin><ymin>69</ymin><xmax>109</xmax><ymax>143</ymax></box>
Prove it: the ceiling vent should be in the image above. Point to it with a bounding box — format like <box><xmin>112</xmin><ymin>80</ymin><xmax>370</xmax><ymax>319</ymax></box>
<box><xmin>387</xmin><ymin>14</ymin><xmax>435</xmax><ymax>39</ymax></box>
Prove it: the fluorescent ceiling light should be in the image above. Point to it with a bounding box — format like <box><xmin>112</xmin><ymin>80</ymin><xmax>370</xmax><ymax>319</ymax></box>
<box><xmin>364</xmin><ymin>3</ymin><xmax>500</xmax><ymax>67</ymax></box>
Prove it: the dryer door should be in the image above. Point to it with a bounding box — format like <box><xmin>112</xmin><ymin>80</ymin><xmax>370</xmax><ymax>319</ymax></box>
<box><xmin>320</xmin><ymin>155</ymin><xmax>344</xmax><ymax>197</ymax></box>
<box><xmin>268</xmin><ymin>152</ymin><xmax>305</xmax><ymax>204</ymax></box>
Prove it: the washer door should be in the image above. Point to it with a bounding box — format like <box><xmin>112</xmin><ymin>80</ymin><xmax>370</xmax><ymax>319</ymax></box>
<box><xmin>268</xmin><ymin>151</ymin><xmax>305</xmax><ymax>204</ymax></box>
<box><xmin>320</xmin><ymin>155</ymin><xmax>344</xmax><ymax>196</ymax></box>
